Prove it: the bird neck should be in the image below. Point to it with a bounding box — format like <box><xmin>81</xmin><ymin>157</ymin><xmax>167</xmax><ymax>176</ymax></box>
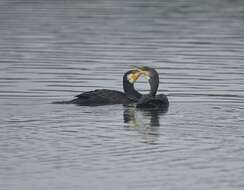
<box><xmin>123</xmin><ymin>75</ymin><xmax>142</xmax><ymax>101</ymax></box>
<box><xmin>149</xmin><ymin>74</ymin><xmax>159</xmax><ymax>97</ymax></box>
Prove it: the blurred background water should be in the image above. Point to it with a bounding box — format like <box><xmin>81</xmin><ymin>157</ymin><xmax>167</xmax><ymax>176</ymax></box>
<box><xmin>0</xmin><ymin>0</ymin><xmax>244</xmax><ymax>189</ymax></box>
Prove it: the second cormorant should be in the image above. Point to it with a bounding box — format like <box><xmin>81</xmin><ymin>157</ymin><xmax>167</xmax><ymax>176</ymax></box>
<box><xmin>134</xmin><ymin>66</ymin><xmax>169</xmax><ymax>109</ymax></box>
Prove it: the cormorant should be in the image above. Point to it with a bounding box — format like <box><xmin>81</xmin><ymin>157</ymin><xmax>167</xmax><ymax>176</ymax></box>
<box><xmin>54</xmin><ymin>69</ymin><xmax>143</xmax><ymax>106</ymax></box>
<box><xmin>134</xmin><ymin>66</ymin><xmax>169</xmax><ymax>109</ymax></box>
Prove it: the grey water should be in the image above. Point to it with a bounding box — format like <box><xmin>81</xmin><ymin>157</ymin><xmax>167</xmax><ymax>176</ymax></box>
<box><xmin>0</xmin><ymin>0</ymin><xmax>244</xmax><ymax>189</ymax></box>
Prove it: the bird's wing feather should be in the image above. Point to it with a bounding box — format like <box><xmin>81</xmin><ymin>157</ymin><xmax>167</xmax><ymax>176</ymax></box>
<box><xmin>74</xmin><ymin>89</ymin><xmax>128</xmax><ymax>105</ymax></box>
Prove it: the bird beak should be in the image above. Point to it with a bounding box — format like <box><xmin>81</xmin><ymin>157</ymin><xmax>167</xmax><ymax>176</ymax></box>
<box><xmin>132</xmin><ymin>66</ymin><xmax>150</xmax><ymax>80</ymax></box>
<box><xmin>127</xmin><ymin>70</ymin><xmax>142</xmax><ymax>84</ymax></box>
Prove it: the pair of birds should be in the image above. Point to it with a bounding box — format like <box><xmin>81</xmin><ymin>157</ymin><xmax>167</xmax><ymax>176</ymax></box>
<box><xmin>59</xmin><ymin>66</ymin><xmax>169</xmax><ymax>109</ymax></box>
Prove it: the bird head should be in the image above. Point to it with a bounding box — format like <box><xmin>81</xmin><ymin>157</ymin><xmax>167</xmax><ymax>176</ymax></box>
<box><xmin>132</xmin><ymin>66</ymin><xmax>156</xmax><ymax>80</ymax></box>
<box><xmin>126</xmin><ymin>69</ymin><xmax>143</xmax><ymax>84</ymax></box>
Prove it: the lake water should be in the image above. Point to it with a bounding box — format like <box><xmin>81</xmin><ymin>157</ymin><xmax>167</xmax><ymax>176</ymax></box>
<box><xmin>0</xmin><ymin>0</ymin><xmax>244</xmax><ymax>189</ymax></box>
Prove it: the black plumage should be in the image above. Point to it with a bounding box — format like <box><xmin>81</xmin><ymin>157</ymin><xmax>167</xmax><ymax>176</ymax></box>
<box><xmin>135</xmin><ymin>67</ymin><xmax>169</xmax><ymax>109</ymax></box>
<box><xmin>54</xmin><ymin>70</ymin><xmax>142</xmax><ymax>106</ymax></box>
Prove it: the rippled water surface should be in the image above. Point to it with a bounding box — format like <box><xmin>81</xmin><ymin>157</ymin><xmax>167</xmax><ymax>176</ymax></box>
<box><xmin>0</xmin><ymin>0</ymin><xmax>244</xmax><ymax>189</ymax></box>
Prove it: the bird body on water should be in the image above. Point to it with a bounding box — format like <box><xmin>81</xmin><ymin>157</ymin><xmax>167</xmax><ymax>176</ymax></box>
<box><xmin>71</xmin><ymin>89</ymin><xmax>133</xmax><ymax>106</ymax></box>
<box><xmin>54</xmin><ymin>70</ymin><xmax>142</xmax><ymax>106</ymax></box>
<box><xmin>136</xmin><ymin>94</ymin><xmax>169</xmax><ymax>109</ymax></box>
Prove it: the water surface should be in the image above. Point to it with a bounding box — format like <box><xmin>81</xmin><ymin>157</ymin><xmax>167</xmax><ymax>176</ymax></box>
<box><xmin>0</xmin><ymin>0</ymin><xmax>244</xmax><ymax>189</ymax></box>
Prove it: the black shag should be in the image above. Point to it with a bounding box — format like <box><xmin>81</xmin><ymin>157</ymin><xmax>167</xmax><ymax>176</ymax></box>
<box><xmin>56</xmin><ymin>70</ymin><xmax>143</xmax><ymax>106</ymax></box>
<box><xmin>135</xmin><ymin>66</ymin><xmax>169</xmax><ymax>109</ymax></box>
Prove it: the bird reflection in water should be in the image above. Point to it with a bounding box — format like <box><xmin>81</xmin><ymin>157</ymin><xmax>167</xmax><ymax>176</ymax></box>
<box><xmin>123</xmin><ymin>105</ymin><xmax>168</xmax><ymax>144</ymax></box>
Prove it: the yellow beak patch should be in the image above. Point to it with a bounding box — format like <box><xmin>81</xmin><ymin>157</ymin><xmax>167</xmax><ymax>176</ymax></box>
<box><xmin>127</xmin><ymin>71</ymin><xmax>142</xmax><ymax>84</ymax></box>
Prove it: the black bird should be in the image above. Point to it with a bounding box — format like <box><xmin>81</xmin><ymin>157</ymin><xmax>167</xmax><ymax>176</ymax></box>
<box><xmin>54</xmin><ymin>69</ymin><xmax>143</xmax><ymax>106</ymax></box>
<box><xmin>135</xmin><ymin>66</ymin><xmax>169</xmax><ymax>109</ymax></box>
